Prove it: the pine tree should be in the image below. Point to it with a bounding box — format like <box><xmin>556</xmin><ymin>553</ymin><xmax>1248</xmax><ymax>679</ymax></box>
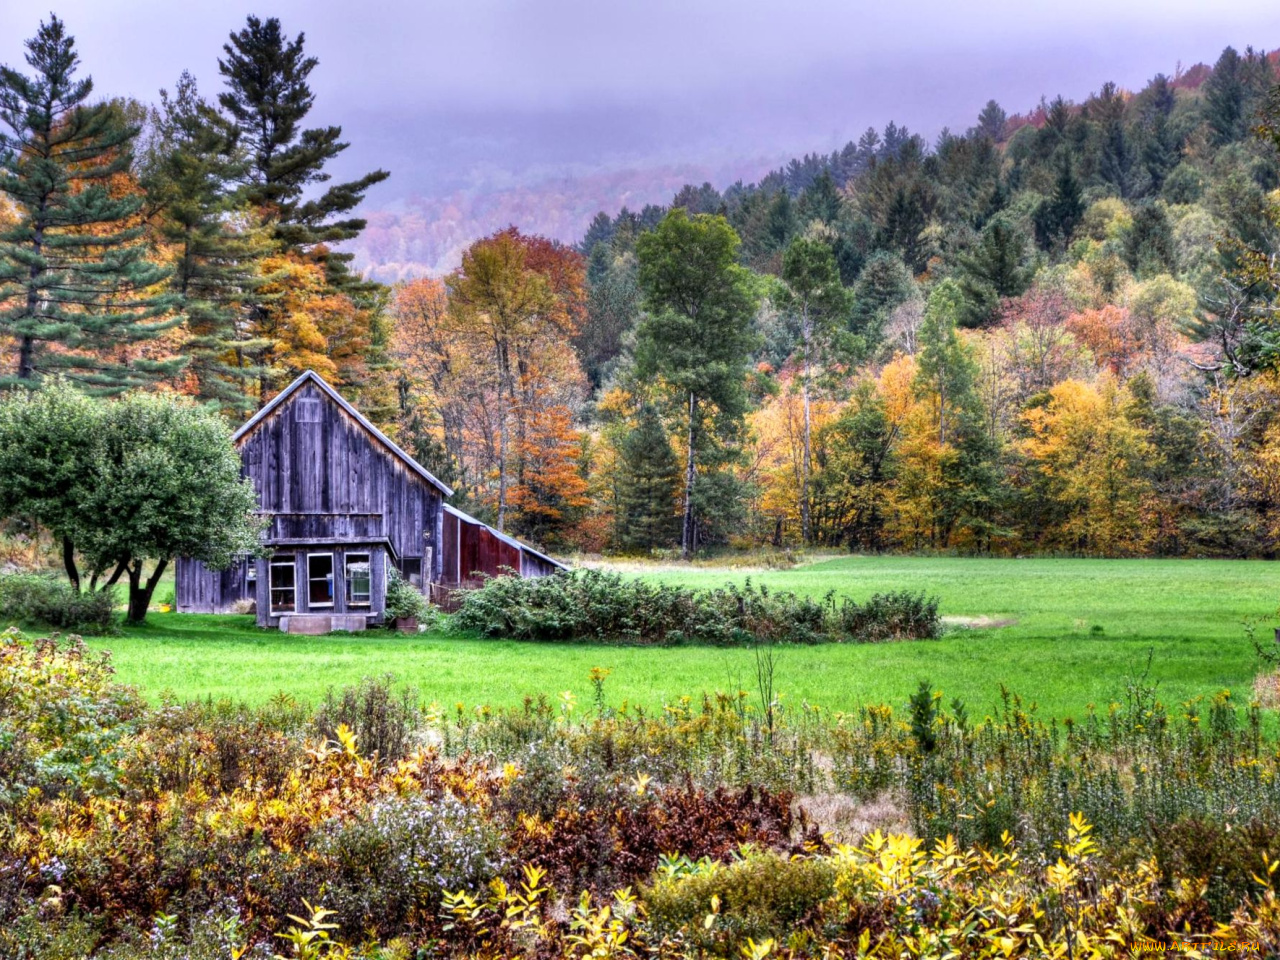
<box><xmin>850</xmin><ymin>251</ymin><xmax>915</xmax><ymax>345</ymax></box>
<box><xmin>145</xmin><ymin>71</ymin><xmax>269</xmax><ymax>410</ymax></box>
<box><xmin>0</xmin><ymin>15</ymin><xmax>180</xmax><ymax>391</ymax></box>
<box><xmin>1204</xmin><ymin>47</ymin><xmax>1247</xmax><ymax>146</ymax></box>
<box><xmin>1125</xmin><ymin>202</ymin><xmax>1177</xmax><ymax>278</ymax></box>
<box><xmin>976</xmin><ymin>100</ymin><xmax>1007</xmax><ymax>142</ymax></box>
<box><xmin>1138</xmin><ymin>74</ymin><xmax>1180</xmax><ymax>193</ymax></box>
<box><xmin>1033</xmin><ymin>151</ymin><xmax>1085</xmax><ymax>251</ymax></box>
<box><xmin>798</xmin><ymin>170</ymin><xmax>842</xmax><ymax>225</ymax></box>
<box><xmin>218</xmin><ymin>15</ymin><xmax>389</xmax><ymax>288</ymax></box>
<box><xmin>956</xmin><ymin>214</ymin><xmax>1033</xmax><ymax>328</ymax></box>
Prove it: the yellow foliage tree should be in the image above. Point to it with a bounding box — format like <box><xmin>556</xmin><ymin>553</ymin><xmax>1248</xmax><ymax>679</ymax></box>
<box><xmin>1019</xmin><ymin>378</ymin><xmax>1155</xmax><ymax>555</ymax></box>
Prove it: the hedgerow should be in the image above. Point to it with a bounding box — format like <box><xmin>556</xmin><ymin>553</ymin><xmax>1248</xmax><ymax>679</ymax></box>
<box><xmin>452</xmin><ymin>568</ymin><xmax>940</xmax><ymax>645</ymax></box>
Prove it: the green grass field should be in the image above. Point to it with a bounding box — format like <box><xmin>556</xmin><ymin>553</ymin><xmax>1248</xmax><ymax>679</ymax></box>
<box><xmin>81</xmin><ymin>555</ymin><xmax>1278</xmax><ymax>721</ymax></box>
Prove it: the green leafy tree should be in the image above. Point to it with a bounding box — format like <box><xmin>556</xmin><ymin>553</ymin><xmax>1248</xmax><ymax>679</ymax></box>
<box><xmin>76</xmin><ymin>391</ymin><xmax>263</xmax><ymax>623</ymax></box>
<box><xmin>915</xmin><ymin>279</ymin><xmax>978</xmax><ymax>446</ymax></box>
<box><xmin>0</xmin><ymin>382</ymin><xmax>261</xmax><ymax>622</ymax></box>
<box><xmin>217</xmin><ymin>15</ymin><xmax>389</xmax><ymax>287</ymax></box>
<box><xmin>777</xmin><ymin>235</ymin><xmax>852</xmax><ymax>541</ymax></box>
<box><xmin>634</xmin><ymin>209</ymin><xmax>760</xmax><ymax>558</ymax></box>
<box><xmin>615</xmin><ymin>404</ymin><xmax>680</xmax><ymax>551</ymax></box>
<box><xmin>812</xmin><ymin>383</ymin><xmax>896</xmax><ymax>550</ymax></box>
<box><xmin>144</xmin><ymin>71</ymin><xmax>270</xmax><ymax>410</ymax></box>
<box><xmin>0</xmin><ymin>15</ymin><xmax>180</xmax><ymax>391</ymax></box>
<box><xmin>0</xmin><ymin>378</ymin><xmax>97</xmax><ymax>588</ymax></box>
<box><xmin>956</xmin><ymin>214</ymin><xmax>1033</xmax><ymax>328</ymax></box>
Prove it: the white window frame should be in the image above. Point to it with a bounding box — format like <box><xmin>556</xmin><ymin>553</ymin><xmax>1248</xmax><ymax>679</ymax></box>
<box><xmin>307</xmin><ymin>552</ymin><xmax>335</xmax><ymax>609</ymax></box>
<box><xmin>345</xmin><ymin>552</ymin><xmax>371</xmax><ymax>607</ymax></box>
<box><xmin>269</xmin><ymin>557</ymin><xmax>297</xmax><ymax>614</ymax></box>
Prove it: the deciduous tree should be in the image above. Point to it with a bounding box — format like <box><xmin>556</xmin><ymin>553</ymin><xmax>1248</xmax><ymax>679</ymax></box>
<box><xmin>634</xmin><ymin>209</ymin><xmax>760</xmax><ymax>558</ymax></box>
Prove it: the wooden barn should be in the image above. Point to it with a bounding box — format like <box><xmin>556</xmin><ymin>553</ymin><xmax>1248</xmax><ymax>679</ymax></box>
<box><xmin>176</xmin><ymin>370</ymin><xmax>566</xmax><ymax>630</ymax></box>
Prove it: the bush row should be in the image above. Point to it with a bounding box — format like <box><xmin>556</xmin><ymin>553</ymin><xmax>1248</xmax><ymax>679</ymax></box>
<box><xmin>452</xmin><ymin>568</ymin><xmax>941</xmax><ymax>645</ymax></box>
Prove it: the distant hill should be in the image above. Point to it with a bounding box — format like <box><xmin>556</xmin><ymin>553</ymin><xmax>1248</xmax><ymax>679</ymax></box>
<box><xmin>348</xmin><ymin>158</ymin><xmax>780</xmax><ymax>281</ymax></box>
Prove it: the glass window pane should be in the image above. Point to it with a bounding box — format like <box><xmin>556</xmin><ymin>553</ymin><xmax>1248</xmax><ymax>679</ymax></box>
<box><xmin>308</xmin><ymin>554</ymin><xmax>334</xmax><ymax>607</ymax></box>
<box><xmin>270</xmin><ymin>558</ymin><xmax>295</xmax><ymax>613</ymax></box>
<box><xmin>346</xmin><ymin>553</ymin><xmax>371</xmax><ymax>605</ymax></box>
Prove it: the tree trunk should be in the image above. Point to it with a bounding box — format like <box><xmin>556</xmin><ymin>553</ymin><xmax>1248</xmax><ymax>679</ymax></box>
<box><xmin>800</xmin><ymin>303</ymin><xmax>813</xmax><ymax>544</ymax></box>
<box><xmin>682</xmin><ymin>392</ymin><xmax>698</xmax><ymax>560</ymax></box>
<box><xmin>125</xmin><ymin>558</ymin><xmax>168</xmax><ymax>625</ymax></box>
<box><xmin>18</xmin><ymin>215</ymin><xmax>43</xmax><ymax>380</ymax></box>
<box><xmin>496</xmin><ymin>340</ymin><xmax>512</xmax><ymax>532</ymax></box>
<box><xmin>62</xmin><ymin>535</ymin><xmax>81</xmax><ymax>593</ymax></box>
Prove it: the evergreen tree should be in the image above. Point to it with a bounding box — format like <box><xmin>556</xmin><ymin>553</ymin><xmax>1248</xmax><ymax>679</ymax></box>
<box><xmin>1033</xmin><ymin>151</ymin><xmax>1085</xmax><ymax>250</ymax></box>
<box><xmin>635</xmin><ymin>209</ymin><xmax>760</xmax><ymax>558</ymax></box>
<box><xmin>576</xmin><ymin>249</ymin><xmax>639</xmax><ymax>389</ymax></box>
<box><xmin>616</xmin><ymin>404</ymin><xmax>680</xmax><ymax>550</ymax></box>
<box><xmin>1125</xmin><ymin>202</ymin><xmax>1177</xmax><ymax>278</ymax></box>
<box><xmin>145</xmin><ymin>71</ymin><xmax>269</xmax><ymax>410</ymax></box>
<box><xmin>850</xmin><ymin>251</ymin><xmax>915</xmax><ymax>346</ymax></box>
<box><xmin>1138</xmin><ymin>74</ymin><xmax>1180</xmax><ymax>193</ymax></box>
<box><xmin>976</xmin><ymin>100</ymin><xmax>1007</xmax><ymax>142</ymax></box>
<box><xmin>0</xmin><ymin>15</ymin><xmax>180</xmax><ymax>391</ymax></box>
<box><xmin>763</xmin><ymin>189</ymin><xmax>797</xmax><ymax>254</ymax></box>
<box><xmin>218</xmin><ymin>15</ymin><xmax>389</xmax><ymax>286</ymax></box>
<box><xmin>1092</xmin><ymin>82</ymin><xmax>1138</xmax><ymax>198</ymax></box>
<box><xmin>956</xmin><ymin>214</ymin><xmax>1034</xmax><ymax>328</ymax></box>
<box><xmin>1204</xmin><ymin>47</ymin><xmax>1248</xmax><ymax>146</ymax></box>
<box><xmin>798</xmin><ymin>170</ymin><xmax>842</xmax><ymax>225</ymax></box>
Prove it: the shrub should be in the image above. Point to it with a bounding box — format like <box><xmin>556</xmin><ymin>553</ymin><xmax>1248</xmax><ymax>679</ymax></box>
<box><xmin>455</xmin><ymin>569</ymin><xmax>838</xmax><ymax>645</ymax></box>
<box><xmin>313</xmin><ymin>791</ymin><xmax>505</xmax><ymax>940</ymax></box>
<box><xmin>119</xmin><ymin>697</ymin><xmax>307</xmax><ymax>798</ymax></box>
<box><xmin>313</xmin><ymin>676</ymin><xmax>421</xmax><ymax>764</ymax></box>
<box><xmin>0</xmin><ymin>627</ymin><xmax>143</xmax><ymax>807</ymax></box>
<box><xmin>643</xmin><ymin>850</ymin><xmax>837</xmax><ymax>949</ymax></box>
<box><xmin>839</xmin><ymin>590</ymin><xmax>940</xmax><ymax>641</ymax></box>
<box><xmin>0</xmin><ymin>573</ymin><xmax>118</xmax><ymax>634</ymax></box>
<box><xmin>384</xmin><ymin>568</ymin><xmax>427</xmax><ymax>622</ymax></box>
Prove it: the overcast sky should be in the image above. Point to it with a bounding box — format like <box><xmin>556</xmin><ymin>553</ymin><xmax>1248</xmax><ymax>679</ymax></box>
<box><xmin>4</xmin><ymin>1</ymin><xmax>1280</xmax><ymax>201</ymax></box>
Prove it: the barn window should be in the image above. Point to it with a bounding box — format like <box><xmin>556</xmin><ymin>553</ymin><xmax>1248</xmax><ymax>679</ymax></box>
<box><xmin>295</xmin><ymin>398</ymin><xmax>321</xmax><ymax>422</ymax></box>
<box><xmin>345</xmin><ymin>553</ymin><xmax>371</xmax><ymax>606</ymax></box>
<box><xmin>246</xmin><ymin>562</ymin><xmax>257</xmax><ymax>590</ymax></box>
<box><xmin>307</xmin><ymin>553</ymin><xmax>334</xmax><ymax>608</ymax></box>
<box><xmin>399</xmin><ymin>557</ymin><xmax>422</xmax><ymax>588</ymax></box>
<box><xmin>269</xmin><ymin>557</ymin><xmax>296</xmax><ymax>613</ymax></box>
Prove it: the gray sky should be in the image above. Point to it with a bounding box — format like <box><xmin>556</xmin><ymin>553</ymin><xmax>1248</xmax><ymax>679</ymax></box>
<box><xmin>3</xmin><ymin>1</ymin><xmax>1279</xmax><ymax>260</ymax></box>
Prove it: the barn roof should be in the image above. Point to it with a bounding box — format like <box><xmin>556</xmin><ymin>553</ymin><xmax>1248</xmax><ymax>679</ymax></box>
<box><xmin>234</xmin><ymin>370</ymin><xmax>454</xmax><ymax>497</ymax></box>
<box><xmin>443</xmin><ymin>502</ymin><xmax>568</xmax><ymax>571</ymax></box>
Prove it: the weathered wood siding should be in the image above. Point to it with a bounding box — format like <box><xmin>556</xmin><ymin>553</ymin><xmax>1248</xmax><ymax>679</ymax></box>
<box><xmin>175</xmin><ymin>556</ymin><xmax>251</xmax><ymax>613</ymax></box>
<box><xmin>177</xmin><ymin>380</ymin><xmax>443</xmax><ymax>617</ymax></box>
<box><xmin>241</xmin><ymin>383</ymin><xmax>442</xmax><ymax>571</ymax></box>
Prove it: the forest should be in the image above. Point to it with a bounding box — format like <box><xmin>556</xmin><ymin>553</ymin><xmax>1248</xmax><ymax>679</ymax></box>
<box><xmin>5</xmin><ymin>14</ymin><xmax>1280</xmax><ymax>560</ymax></box>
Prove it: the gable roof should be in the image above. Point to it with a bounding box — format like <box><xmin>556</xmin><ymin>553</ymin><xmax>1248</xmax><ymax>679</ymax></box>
<box><xmin>443</xmin><ymin>502</ymin><xmax>568</xmax><ymax>571</ymax></box>
<box><xmin>234</xmin><ymin>370</ymin><xmax>454</xmax><ymax>497</ymax></box>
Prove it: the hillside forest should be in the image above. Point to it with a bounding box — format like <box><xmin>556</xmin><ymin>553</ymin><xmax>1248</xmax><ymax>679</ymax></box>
<box><xmin>5</xmin><ymin>15</ymin><xmax>1280</xmax><ymax>559</ymax></box>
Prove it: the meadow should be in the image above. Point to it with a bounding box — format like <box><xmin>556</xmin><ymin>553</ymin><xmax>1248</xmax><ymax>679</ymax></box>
<box><xmin>89</xmin><ymin>554</ymin><xmax>1276</xmax><ymax>719</ymax></box>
